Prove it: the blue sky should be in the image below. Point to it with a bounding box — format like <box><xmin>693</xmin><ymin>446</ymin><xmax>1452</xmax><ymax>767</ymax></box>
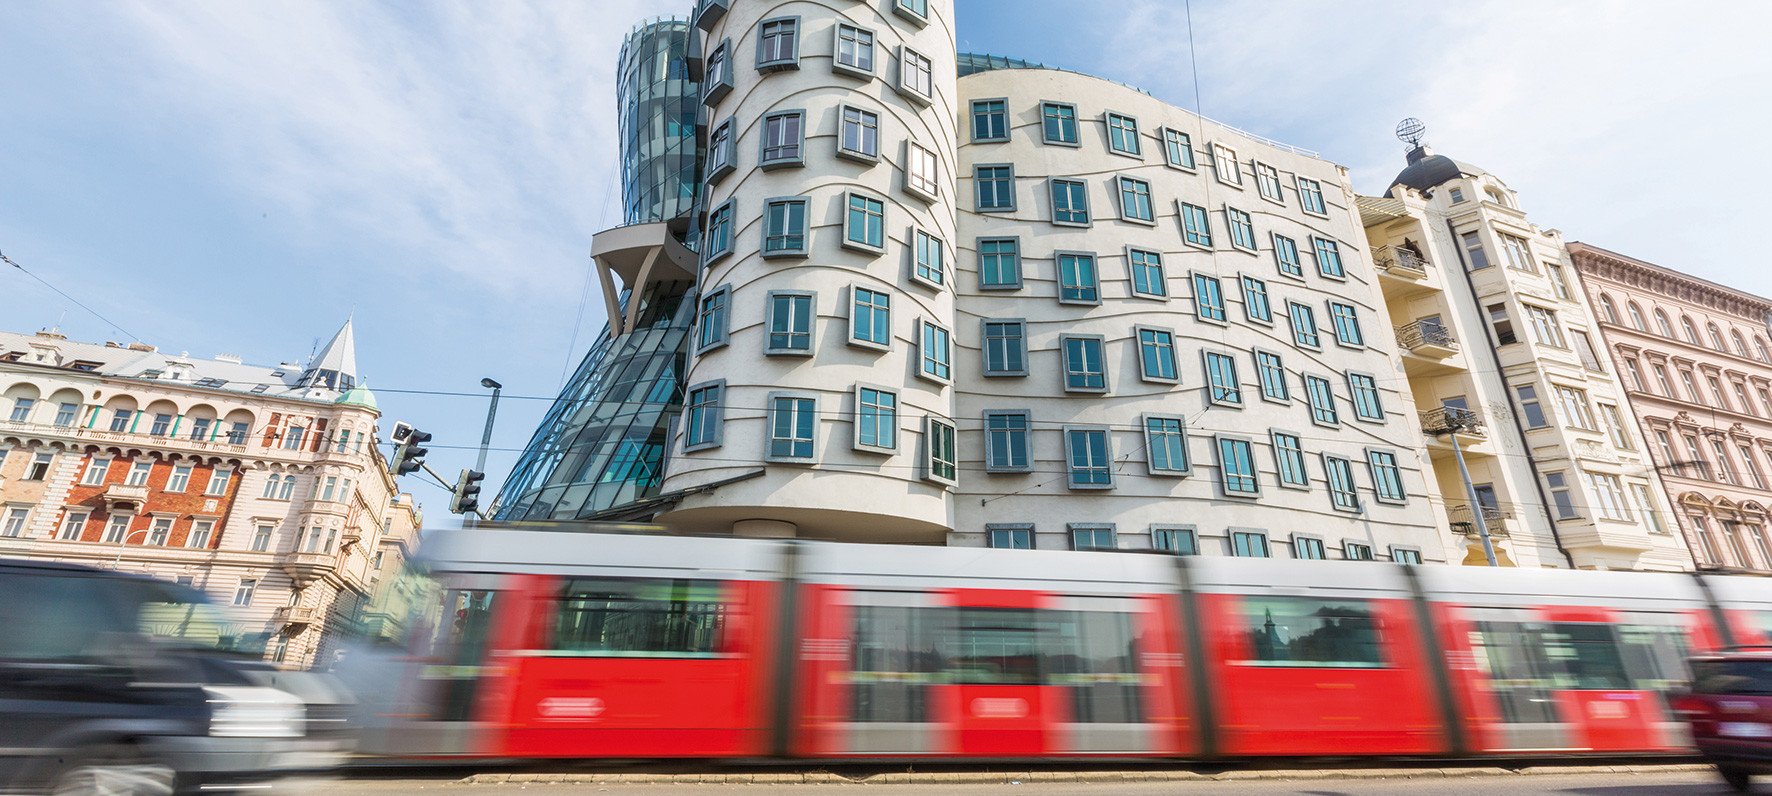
<box><xmin>3</xmin><ymin>0</ymin><xmax>1769</xmax><ymax>526</ymax></box>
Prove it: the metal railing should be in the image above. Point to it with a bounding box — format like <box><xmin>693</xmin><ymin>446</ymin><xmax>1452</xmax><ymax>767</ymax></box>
<box><xmin>1449</xmin><ymin>503</ymin><xmax>1514</xmax><ymax>537</ymax></box>
<box><xmin>1373</xmin><ymin>246</ymin><xmax>1432</xmax><ymax>276</ymax></box>
<box><xmin>1395</xmin><ymin>320</ymin><xmax>1458</xmax><ymax>353</ymax></box>
<box><xmin>1420</xmin><ymin>406</ymin><xmax>1484</xmax><ymax>436</ymax></box>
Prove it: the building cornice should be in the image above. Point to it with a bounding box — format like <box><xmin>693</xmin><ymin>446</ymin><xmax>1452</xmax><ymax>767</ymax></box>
<box><xmin>1570</xmin><ymin>242</ymin><xmax>1772</xmax><ymax>321</ymax></box>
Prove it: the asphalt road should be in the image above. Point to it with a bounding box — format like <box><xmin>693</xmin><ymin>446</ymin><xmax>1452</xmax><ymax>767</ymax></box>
<box><xmin>280</xmin><ymin>770</ymin><xmax>1754</xmax><ymax>795</ymax></box>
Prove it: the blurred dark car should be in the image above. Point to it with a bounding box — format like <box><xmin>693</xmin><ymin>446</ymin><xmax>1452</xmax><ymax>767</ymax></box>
<box><xmin>0</xmin><ymin>558</ymin><xmax>352</xmax><ymax>795</ymax></box>
<box><xmin>1675</xmin><ymin>648</ymin><xmax>1772</xmax><ymax>792</ymax></box>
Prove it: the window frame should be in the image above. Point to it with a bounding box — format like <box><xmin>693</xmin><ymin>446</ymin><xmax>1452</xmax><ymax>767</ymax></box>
<box><xmin>1056</xmin><ymin>250</ymin><xmax>1100</xmax><ymax>305</ymax></box>
<box><xmin>1304</xmin><ymin>373</ymin><xmax>1340</xmax><ymax>428</ymax></box>
<box><xmin>1203</xmin><ymin>350</ymin><xmax>1243</xmax><ymax>407</ymax></box>
<box><xmin>832</xmin><ymin>23</ymin><xmax>877</xmax><ymax>79</ymax></box>
<box><xmin>977</xmin><ymin>236</ymin><xmax>1022</xmax><ymax>289</ymax></box>
<box><xmin>705</xmin><ymin>117</ymin><xmax>736</xmax><ymax>184</ymax></box>
<box><xmin>1240</xmin><ymin>274</ymin><xmax>1272</xmax><ymax>324</ymax></box>
<box><xmin>760</xmin><ymin>196</ymin><xmax>810</xmax><ymax>258</ymax></box>
<box><xmin>1059</xmin><ymin>333</ymin><xmax>1109</xmax><ymax>394</ymax></box>
<box><xmin>1192</xmin><ymin>272</ymin><xmax>1227</xmax><ymax>324</ymax></box>
<box><xmin>909</xmin><ymin>227</ymin><xmax>948</xmax><ymax>291</ymax></box>
<box><xmin>1254</xmin><ymin>161</ymin><xmax>1285</xmax><ymax>204</ymax></box>
<box><xmin>973</xmin><ymin>163</ymin><xmax>1016</xmax><ymax>212</ymax></box>
<box><xmin>1135</xmin><ymin>325</ymin><xmax>1180</xmax><ymax>384</ymax></box>
<box><xmin>848</xmin><ymin>285</ymin><xmax>892</xmax><ymax>351</ymax></box>
<box><xmin>852</xmin><ymin>383</ymin><xmax>900</xmax><ymax>454</ymax></box>
<box><xmin>1231</xmin><ymin>529</ymin><xmax>1270</xmax><ymax>558</ymax></box>
<box><xmin>902</xmin><ymin>139</ymin><xmax>940</xmax><ymax>202</ymax></box>
<box><xmin>1049</xmin><ymin>177</ymin><xmax>1091</xmax><ymax>227</ymax></box>
<box><xmin>837</xmin><ymin>103</ymin><xmax>881</xmax><ymax>163</ymax></box>
<box><xmin>755</xmin><ymin>16</ymin><xmax>801</xmax><ymax>72</ymax></box>
<box><xmin>1295</xmin><ymin>175</ymin><xmax>1329</xmax><ymax>216</ymax></box>
<box><xmin>759</xmin><ymin>108</ymin><xmax>806</xmax><ymax>169</ymax></box>
<box><xmin>1126</xmin><ymin>246</ymin><xmax>1167</xmax><ymax>300</ymax></box>
<box><xmin>1211</xmin><ymin>142</ymin><xmax>1243</xmax><ymax>187</ymax></box>
<box><xmin>1216</xmin><ymin>435</ymin><xmax>1261</xmax><ymax>497</ymax></box>
<box><xmin>1254</xmin><ymin>348</ymin><xmax>1290</xmax><ymax>404</ymax></box>
<box><xmin>1322</xmin><ymin>454</ymin><xmax>1361</xmax><ymax>513</ymax></box>
<box><xmin>980</xmin><ymin>318</ymin><xmax>1029</xmax><ymax>377</ymax></box>
<box><xmin>1271</xmin><ymin>232</ymin><xmax>1303</xmax><ymax>279</ymax></box>
<box><xmin>1153</xmin><ymin>525</ymin><xmax>1199</xmax><ymax>555</ymax></box>
<box><xmin>1105</xmin><ymin>111</ymin><xmax>1141</xmax><ymax>157</ymax></box>
<box><xmin>894</xmin><ymin>44</ymin><xmax>935</xmax><ymax>105</ymax></box>
<box><xmin>695</xmin><ymin>285</ymin><xmax>732</xmax><ymax>354</ymax></box>
<box><xmin>1328</xmin><ymin>301</ymin><xmax>1365</xmax><ymax>348</ymax></box>
<box><xmin>1116</xmin><ymin>175</ymin><xmax>1155</xmax><ymax>225</ymax></box>
<box><xmin>1143</xmin><ymin>413</ymin><xmax>1191</xmax><ymax>476</ymax></box>
<box><xmin>983</xmin><ymin>410</ymin><xmax>1033</xmax><ymax>473</ymax></box>
<box><xmin>763</xmin><ymin>290</ymin><xmax>817</xmax><ymax>357</ymax></box>
<box><xmin>1161</xmin><ymin>127</ymin><xmax>1196</xmax><ymax>170</ymax></box>
<box><xmin>892</xmin><ymin>0</ymin><xmax>930</xmax><ymax>25</ymax></box>
<box><xmin>1287</xmin><ymin>301</ymin><xmax>1321</xmax><ymax>350</ymax></box>
<box><xmin>764</xmin><ymin>392</ymin><xmax>819</xmax><ymax>463</ymax></box>
<box><xmin>1312</xmin><ymin>236</ymin><xmax>1345</xmax><ymax>280</ymax></box>
<box><xmin>702</xmin><ymin>38</ymin><xmax>734</xmax><ymax>106</ymax></box>
<box><xmin>1225</xmin><ymin>205</ymin><xmax>1258</xmax><ymax>253</ymax></box>
<box><xmin>1348</xmin><ymin>372</ymin><xmax>1385</xmax><ymax>423</ymax></box>
<box><xmin>683</xmin><ymin>380</ymin><xmax>726</xmax><ymax>452</ymax></box>
<box><xmin>702</xmin><ymin>198</ymin><xmax>736</xmax><ymax>264</ymax></box>
<box><xmin>970</xmin><ymin>98</ymin><xmax>1010</xmax><ymax>143</ymax></box>
<box><xmin>842</xmin><ymin>191</ymin><xmax>887</xmax><ymax>254</ymax></box>
<box><xmin>1365</xmin><ymin>448</ymin><xmax>1407</xmax><ymax>505</ymax></box>
<box><xmin>1070</xmin><ymin>523</ymin><xmax>1119</xmax><ymax>551</ymax></box>
<box><xmin>1271</xmin><ymin>430</ymin><xmax>1310</xmax><ymax>490</ymax></box>
<box><xmin>987</xmin><ymin>523</ymin><xmax>1034</xmax><ymax>549</ymax></box>
<box><xmin>923</xmin><ymin>415</ymin><xmax>959</xmax><ymax>486</ymax></box>
<box><xmin>1179</xmin><ymin>201</ymin><xmax>1213</xmax><ymax>249</ymax></box>
<box><xmin>1062</xmin><ymin>425</ymin><xmax>1115</xmax><ymax>490</ymax></box>
<box><xmin>916</xmin><ymin>318</ymin><xmax>953</xmax><ymax>385</ymax></box>
<box><xmin>1040</xmin><ymin>101</ymin><xmax>1080</xmax><ymax>147</ymax></box>
<box><xmin>1293</xmin><ymin>535</ymin><xmax>1328</xmax><ymax>560</ymax></box>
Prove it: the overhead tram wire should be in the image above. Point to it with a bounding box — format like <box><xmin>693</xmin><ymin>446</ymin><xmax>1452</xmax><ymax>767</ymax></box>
<box><xmin>1</xmin><ymin>249</ymin><xmax>142</xmax><ymax>344</ymax></box>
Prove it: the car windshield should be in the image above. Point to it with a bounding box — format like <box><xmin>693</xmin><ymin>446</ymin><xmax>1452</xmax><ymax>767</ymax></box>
<box><xmin>1693</xmin><ymin>659</ymin><xmax>1772</xmax><ymax>696</ymax></box>
<box><xmin>127</xmin><ymin>581</ymin><xmax>269</xmax><ymax>656</ymax></box>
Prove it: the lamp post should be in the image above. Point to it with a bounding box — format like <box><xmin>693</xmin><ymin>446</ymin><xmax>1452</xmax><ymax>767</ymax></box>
<box><xmin>113</xmin><ymin>525</ymin><xmax>156</xmax><ymax>570</ymax></box>
<box><xmin>1434</xmin><ymin>410</ymin><xmax>1499</xmax><ymax>567</ymax></box>
<box><xmin>476</xmin><ymin>378</ymin><xmax>502</xmax><ymax>475</ymax></box>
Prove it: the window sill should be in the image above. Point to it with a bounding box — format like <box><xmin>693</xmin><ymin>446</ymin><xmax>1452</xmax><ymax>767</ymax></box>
<box><xmin>759</xmin><ymin>157</ymin><xmax>805</xmax><ymax>171</ymax></box>
<box><xmin>836</xmin><ymin>148</ymin><xmax>881</xmax><ymax>165</ymax></box>
<box><xmin>840</xmin><ymin>239</ymin><xmax>886</xmax><ymax>256</ymax></box>
<box><xmin>757</xmin><ymin>60</ymin><xmax>799</xmax><ymax>74</ymax></box>
<box><xmin>761</xmin><ymin>248</ymin><xmax>809</xmax><ymax>260</ymax></box>
<box><xmin>831</xmin><ymin>63</ymin><xmax>876</xmax><ymax>81</ymax></box>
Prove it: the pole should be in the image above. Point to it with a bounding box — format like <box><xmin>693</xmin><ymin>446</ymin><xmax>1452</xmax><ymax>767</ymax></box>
<box><xmin>113</xmin><ymin>527</ymin><xmax>154</xmax><ymax>569</ymax></box>
<box><xmin>476</xmin><ymin>383</ymin><xmax>501</xmax><ymax>474</ymax></box>
<box><xmin>1448</xmin><ymin>431</ymin><xmax>1499</xmax><ymax>567</ymax></box>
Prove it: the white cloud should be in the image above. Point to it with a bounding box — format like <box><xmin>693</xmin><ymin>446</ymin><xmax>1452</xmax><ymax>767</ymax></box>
<box><xmin>105</xmin><ymin>0</ymin><xmax>682</xmax><ymax>293</ymax></box>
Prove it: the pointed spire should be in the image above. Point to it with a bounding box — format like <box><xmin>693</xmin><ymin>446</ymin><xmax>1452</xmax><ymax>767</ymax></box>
<box><xmin>299</xmin><ymin>318</ymin><xmax>359</xmax><ymax>393</ymax></box>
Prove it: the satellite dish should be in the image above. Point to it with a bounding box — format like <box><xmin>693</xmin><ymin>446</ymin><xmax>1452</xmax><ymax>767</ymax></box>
<box><xmin>1396</xmin><ymin>117</ymin><xmax>1427</xmax><ymax>148</ymax></box>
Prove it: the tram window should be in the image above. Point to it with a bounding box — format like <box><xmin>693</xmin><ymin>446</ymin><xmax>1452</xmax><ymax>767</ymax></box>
<box><xmin>1694</xmin><ymin>659</ymin><xmax>1772</xmax><ymax>695</ymax></box>
<box><xmin>1616</xmin><ymin>621</ymin><xmax>1691</xmax><ymax>691</ymax></box>
<box><xmin>1054</xmin><ymin>609</ymin><xmax>1144</xmax><ymax>723</ymax></box>
<box><xmin>944</xmin><ymin>608</ymin><xmax>1076</xmax><ymax>684</ymax></box>
<box><xmin>851</xmin><ymin>604</ymin><xmax>940</xmax><ymax>723</ymax></box>
<box><xmin>1469</xmin><ymin>621</ymin><xmax>1563</xmax><ymax>724</ymax></box>
<box><xmin>551</xmin><ymin>578</ymin><xmax>724</xmax><ymax>656</ymax></box>
<box><xmin>1544</xmin><ymin>623</ymin><xmax>1630</xmax><ymax>690</ymax></box>
<box><xmin>1237</xmin><ymin>597</ymin><xmax>1383</xmax><ymax>668</ymax></box>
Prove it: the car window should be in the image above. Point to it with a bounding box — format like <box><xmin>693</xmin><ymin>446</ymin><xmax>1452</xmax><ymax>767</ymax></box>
<box><xmin>1693</xmin><ymin>659</ymin><xmax>1772</xmax><ymax>695</ymax></box>
<box><xmin>0</xmin><ymin>571</ymin><xmax>132</xmax><ymax>661</ymax></box>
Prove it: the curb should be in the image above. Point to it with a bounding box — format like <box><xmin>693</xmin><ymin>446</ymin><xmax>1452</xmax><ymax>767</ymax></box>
<box><xmin>459</xmin><ymin>763</ymin><xmax>1711</xmax><ymax>786</ymax></box>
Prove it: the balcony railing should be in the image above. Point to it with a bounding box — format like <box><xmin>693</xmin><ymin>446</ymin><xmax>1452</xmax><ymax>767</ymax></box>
<box><xmin>1420</xmin><ymin>406</ymin><xmax>1485</xmax><ymax>436</ymax></box>
<box><xmin>0</xmin><ymin>418</ymin><xmax>250</xmax><ymax>455</ymax></box>
<box><xmin>273</xmin><ymin>604</ymin><xmax>321</xmax><ymax>628</ymax></box>
<box><xmin>1374</xmin><ymin>245</ymin><xmax>1432</xmax><ymax>277</ymax></box>
<box><xmin>1449</xmin><ymin>503</ymin><xmax>1514</xmax><ymax>537</ymax></box>
<box><xmin>1395</xmin><ymin>320</ymin><xmax>1458</xmax><ymax>355</ymax></box>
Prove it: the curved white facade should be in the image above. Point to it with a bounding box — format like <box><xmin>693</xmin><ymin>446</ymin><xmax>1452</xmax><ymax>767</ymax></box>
<box><xmin>661</xmin><ymin>0</ymin><xmax>961</xmax><ymax>541</ymax></box>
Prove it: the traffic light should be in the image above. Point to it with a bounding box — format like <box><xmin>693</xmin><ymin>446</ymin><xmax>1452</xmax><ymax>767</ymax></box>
<box><xmin>450</xmin><ymin>468</ymin><xmax>486</xmax><ymax>515</ymax></box>
<box><xmin>388</xmin><ymin>422</ymin><xmax>432</xmax><ymax>477</ymax></box>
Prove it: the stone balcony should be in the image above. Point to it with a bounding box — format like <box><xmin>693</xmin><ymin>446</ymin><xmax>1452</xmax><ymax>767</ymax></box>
<box><xmin>1373</xmin><ymin>245</ymin><xmax>1433</xmax><ymax>281</ymax></box>
<box><xmin>272</xmin><ymin>604</ymin><xmax>322</xmax><ymax>628</ymax></box>
<box><xmin>1419</xmin><ymin>406</ymin><xmax>1485</xmax><ymax>437</ymax></box>
<box><xmin>102</xmin><ymin>483</ymin><xmax>150</xmax><ymax>513</ymax></box>
<box><xmin>1395</xmin><ymin>320</ymin><xmax>1459</xmax><ymax>359</ymax></box>
<box><xmin>281</xmin><ymin>551</ymin><xmax>339</xmax><ymax>588</ymax></box>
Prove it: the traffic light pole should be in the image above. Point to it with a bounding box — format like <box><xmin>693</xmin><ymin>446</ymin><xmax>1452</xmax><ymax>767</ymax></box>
<box><xmin>423</xmin><ymin>462</ymin><xmax>488</xmax><ymax>522</ymax></box>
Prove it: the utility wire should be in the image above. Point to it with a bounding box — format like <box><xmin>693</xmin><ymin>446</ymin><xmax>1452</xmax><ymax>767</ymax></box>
<box><xmin>1</xmin><ymin>249</ymin><xmax>141</xmax><ymax>343</ymax></box>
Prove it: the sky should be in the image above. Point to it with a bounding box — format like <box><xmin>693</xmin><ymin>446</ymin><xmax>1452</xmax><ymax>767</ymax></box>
<box><xmin>3</xmin><ymin>0</ymin><xmax>1770</xmax><ymax>527</ymax></box>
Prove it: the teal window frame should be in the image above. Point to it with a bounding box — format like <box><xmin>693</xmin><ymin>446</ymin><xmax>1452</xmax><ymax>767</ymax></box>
<box><xmin>1218</xmin><ymin>436</ymin><xmax>1259</xmax><ymax>497</ymax></box>
<box><xmin>1271</xmin><ymin>431</ymin><xmax>1308</xmax><ymax>488</ymax></box>
<box><xmin>978</xmin><ymin>236</ymin><xmax>1022</xmax><ymax>289</ymax></box>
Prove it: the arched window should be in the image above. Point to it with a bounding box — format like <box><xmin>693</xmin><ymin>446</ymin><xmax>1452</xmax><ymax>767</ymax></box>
<box><xmin>1627</xmin><ymin>302</ymin><xmax>1647</xmax><ymax>331</ymax></box>
<box><xmin>1709</xmin><ymin>323</ymin><xmax>1728</xmax><ymax>351</ymax></box>
<box><xmin>1681</xmin><ymin>315</ymin><xmax>1700</xmax><ymax>344</ymax></box>
<box><xmin>1654</xmin><ymin>309</ymin><xmax>1673</xmax><ymax>337</ymax></box>
<box><xmin>1733</xmin><ymin>330</ymin><xmax>1750</xmax><ymax>358</ymax></box>
<box><xmin>261</xmin><ymin>473</ymin><xmax>283</xmax><ymax>499</ymax></box>
<box><xmin>1759</xmin><ymin>337</ymin><xmax>1771</xmax><ymax>363</ymax></box>
<box><xmin>1598</xmin><ymin>294</ymin><xmax>1618</xmax><ymax>324</ymax></box>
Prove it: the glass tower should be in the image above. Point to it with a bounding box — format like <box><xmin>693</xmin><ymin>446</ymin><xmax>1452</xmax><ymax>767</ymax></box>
<box><xmin>494</xmin><ymin>18</ymin><xmax>701</xmax><ymax>522</ymax></box>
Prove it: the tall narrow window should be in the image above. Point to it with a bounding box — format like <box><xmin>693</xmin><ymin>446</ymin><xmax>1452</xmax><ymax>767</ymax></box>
<box><xmin>1129</xmin><ymin>248</ymin><xmax>1166</xmax><ymax>298</ymax></box>
<box><xmin>1545</xmin><ymin>471</ymin><xmax>1578</xmax><ymax>519</ymax></box>
<box><xmin>705</xmin><ymin>119</ymin><xmax>735</xmax><ymax>183</ymax></box>
<box><xmin>1137</xmin><ymin>327</ymin><xmax>1178</xmax><ymax>382</ymax></box>
<box><xmin>1180</xmin><ymin>202</ymin><xmax>1213</xmax><ymax>247</ymax></box>
<box><xmin>762</xmin><ymin>198</ymin><xmax>808</xmax><ymax>256</ymax></box>
<box><xmin>1570</xmin><ymin>329</ymin><xmax>1604</xmax><ymax>371</ymax></box>
<box><xmin>53</xmin><ymin>402</ymin><xmax>78</xmax><ymax>427</ymax></box>
<box><xmin>1065</xmin><ymin>427</ymin><xmax>1113</xmax><ymax>488</ymax></box>
<box><xmin>760</xmin><ymin>110</ymin><xmax>805</xmax><ymax>168</ymax></box>
<box><xmin>767</xmin><ymin>395</ymin><xmax>817</xmax><ymax>461</ymax></box>
<box><xmin>1272</xmin><ymin>432</ymin><xmax>1308</xmax><ymax>488</ymax></box>
<box><xmin>974</xmin><ymin>164</ymin><xmax>1015</xmax><ymax>211</ymax></box>
<box><xmin>697</xmin><ymin>287</ymin><xmax>730</xmax><ymax>352</ymax></box>
<box><xmin>918</xmin><ymin>321</ymin><xmax>952</xmax><ymax>382</ymax></box>
<box><xmin>1256</xmin><ymin>162</ymin><xmax>1284</xmax><ymax>202</ymax></box>
<box><xmin>984</xmin><ymin>411</ymin><xmax>1031</xmax><ymax>472</ymax></box>
<box><xmin>1288</xmin><ymin>301</ymin><xmax>1320</xmax><ymax>348</ymax></box>
<box><xmin>1144</xmin><ymin>415</ymin><xmax>1189</xmax><ymax>474</ymax></box>
<box><xmin>1050</xmin><ymin>178</ymin><xmax>1090</xmax><ymax>225</ymax></box>
<box><xmin>924</xmin><ymin>417</ymin><xmax>957</xmax><ymax>485</ymax></box>
<box><xmin>1461</xmin><ymin>231</ymin><xmax>1490</xmax><ymax>270</ymax></box>
<box><xmin>685</xmin><ymin>382</ymin><xmax>724</xmax><ymax>450</ymax></box>
<box><xmin>1631</xmin><ymin>484</ymin><xmax>1666</xmax><ymax>533</ymax></box>
<box><xmin>897</xmin><ymin>45</ymin><xmax>934</xmax><ymax>103</ymax></box>
<box><xmin>844</xmin><ymin>193</ymin><xmax>885</xmax><ymax>251</ymax></box>
<box><xmin>1106</xmin><ymin>112</ymin><xmax>1140</xmax><ymax>155</ymax></box>
<box><xmin>1324</xmin><ymin>456</ymin><xmax>1359</xmax><ymax>511</ymax></box>
<box><xmin>982</xmin><ymin>320</ymin><xmax>1027</xmax><ymax>376</ymax></box>
<box><xmin>703</xmin><ymin>40</ymin><xmax>732</xmax><ymax>104</ymax></box>
<box><xmin>1240</xmin><ymin>276</ymin><xmax>1271</xmax><ymax>322</ymax></box>
<box><xmin>834</xmin><ymin>24</ymin><xmax>875</xmax><ymax>75</ymax></box>
<box><xmin>1305</xmin><ymin>375</ymin><xmax>1339</xmax><ymax>426</ymax></box>
<box><xmin>1204</xmin><ymin>351</ymin><xmax>1242</xmax><ymax>405</ymax></box>
<box><xmin>838</xmin><ymin>105</ymin><xmax>880</xmax><ymax>160</ymax></box>
<box><xmin>1487</xmin><ymin>303</ymin><xmax>1517</xmax><ymax>344</ymax></box>
<box><xmin>1353</xmin><ymin>372</ymin><xmax>1382</xmax><ymax>421</ymax></box>
<box><xmin>913</xmin><ymin>229</ymin><xmax>946</xmax><ymax>288</ymax></box>
<box><xmin>166</xmin><ymin>464</ymin><xmax>191</xmax><ymax>493</ymax></box>
<box><xmin>1515</xmin><ymin>384</ymin><xmax>1549</xmax><ymax>428</ymax></box>
<box><xmin>1193</xmin><ymin>273</ymin><xmax>1226</xmax><ymax>322</ymax></box>
<box><xmin>1041</xmin><ymin>102</ymin><xmax>1078</xmax><ymax>145</ymax></box>
<box><xmin>765</xmin><ymin>292</ymin><xmax>815</xmax><ymax>355</ymax></box>
<box><xmin>850</xmin><ymin>287</ymin><xmax>890</xmax><ymax>348</ymax></box>
<box><xmin>854</xmin><ymin>387</ymin><xmax>898</xmax><ymax>452</ymax></box>
<box><xmin>703</xmin><ymin>200</ymin><xmax>734</xmax><ymax>262</ymax></box>
<box><xmin>1584</xmin><ymin>472</ymin><xmax>1632</xmax><ymax>521</ymax></box>
<box><xmin>1057</xmin><ymin>252</ymin><xmax>1099</xmax><ymax>303</ymax></box>
<box><xmin>1367</xmin><ymin>450</ymin><xmax>1406</xmax><ymax>503</ymax></box>
<box><xmin>971</xmin><ymin>98</ymin><xmax>1008</xmax><ymax>142</ymax></box>
<box><xmin>1217</xmin><ymin>437</ymin><xmax>1259</xmax><ymax>496</ymax></box>
<box><xmin>1256</xmin><ymin>350</ymin><xmax>1288</xmax><ymax>401</ymax></box>
<box><xmin>1163</xmin><ymin>128</ymin><xmax>1195</xmax><ymax>169</ymax></box>
<box><xmin>1295</xmin><ymin>176</ymin><xmax>1327</xmax><ymax>215</ymax></box>
<box><xmin>1498</xmin><ymin>233</ymin><xmax>1534</xmax><ymax>271</ymax></box>
<box><xmin>1211</xmin><ymin>143</ymin><xmax>1242</xmax><ymax>186</ymax></box>
<box><xmin>1554</xmin><ymin>385</ymin><xmax>1596</xmax><ymax>430</ymax></box>
<box><xmin>904</xmin><ymin>141</ymin><xmax>939</xmax><ymax>200</ymax></box>
<box><xmin>1328</xmin><ymin>302</ymin><xmax>1364</xmax><ymax>346</ymax></box>
<box><xmin>1117</xmin><ymin>176</ymin><xmax>1154</xmax><ymax>223</ymax></box>
<box><xmin>1546</xmin><ymin>262</ymin><xmax>1574</xmax><ymax>300</ymax></box>
<box><xmin>1227</xmin><ymin>207</ymin><xmax>1257</xmax><ymax>251</ymax></box>
<box><xmin>978</xmin><ymin>237</ymin><xmax>1021</xmax><ymax>288</ymax></box>
<box><xmin>1313</xmin><ymin>237</ymin><xmax>1345</xmax><ymax>278</ymax></box>
<box><xmin>1061</xmin><ymin>335</ymin><xmax>1107</xmax><ymax>392</ymax></box>
<box><xmin>1525</xmin><ymin>305</ymin><xmax>1566</xmax><ymax>347</ymax></box>
<box><xmin>1272</xmin><ymin>233</ymin><xmax>1302</xmax><ymax>278</ymax></box>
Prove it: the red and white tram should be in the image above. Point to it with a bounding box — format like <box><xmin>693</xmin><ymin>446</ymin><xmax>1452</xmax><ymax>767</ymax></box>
<box><xmin>355</xmin><ymin>527</ymin><xmax>1772</xmax><ymax>761</ymax></box>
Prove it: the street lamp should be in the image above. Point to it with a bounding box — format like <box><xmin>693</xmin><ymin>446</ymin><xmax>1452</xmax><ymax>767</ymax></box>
<box><xmin>476</xmin><ymin>378</ymin><xmax>502</xmax><ymax>475</ymax></box>
<box><xmin>113</xmin><ymin>525</ymin><xmax>157</xmax><ymax>569</ymax></box>
<box><xmin>1428</xmin><ymin>409</ymin><xmax>1499</xmax><ymax>567</ymax></box>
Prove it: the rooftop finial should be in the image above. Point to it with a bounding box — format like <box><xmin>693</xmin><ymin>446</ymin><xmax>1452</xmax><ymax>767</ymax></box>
<box><xmin>1396</xmin><ymin>117</ymin><xmax>1427</xmax><ymax>149</ymax></box>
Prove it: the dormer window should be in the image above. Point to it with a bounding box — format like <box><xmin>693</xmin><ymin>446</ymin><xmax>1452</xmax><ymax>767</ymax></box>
<box><xmin>1448</xmin><ymin>187</ymin><xmax>1465</xmax><ymax>203</ymax></box>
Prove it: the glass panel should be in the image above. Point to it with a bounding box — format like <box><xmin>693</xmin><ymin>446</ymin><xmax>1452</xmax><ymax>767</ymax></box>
<box><xmin>1237</xmin><ymin>596</ymin><xmax>1383</xmax><ymax>668</ymax></box>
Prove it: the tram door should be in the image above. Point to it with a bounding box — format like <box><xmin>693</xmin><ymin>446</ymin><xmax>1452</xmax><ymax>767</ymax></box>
<box><xmin>371</xmin><ymin>582</ymin><xmax>501</xmax><ymax>756</ymax></box>
<box><xmin>1465</xmin><ymin>607</ymin><xmax>1690</xmax><ymax>752</ymax></box>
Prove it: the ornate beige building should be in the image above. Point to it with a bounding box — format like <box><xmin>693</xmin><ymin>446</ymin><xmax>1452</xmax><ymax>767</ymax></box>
<box><xmin>0</xmin><ymin>322</ymin><xmax>421</xmax><ymax>668</ymax></box>
<box><xmin>1572</xmin><ymin>242</ymin><xmax>1772</xmax><ymax>572</ymax></box>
